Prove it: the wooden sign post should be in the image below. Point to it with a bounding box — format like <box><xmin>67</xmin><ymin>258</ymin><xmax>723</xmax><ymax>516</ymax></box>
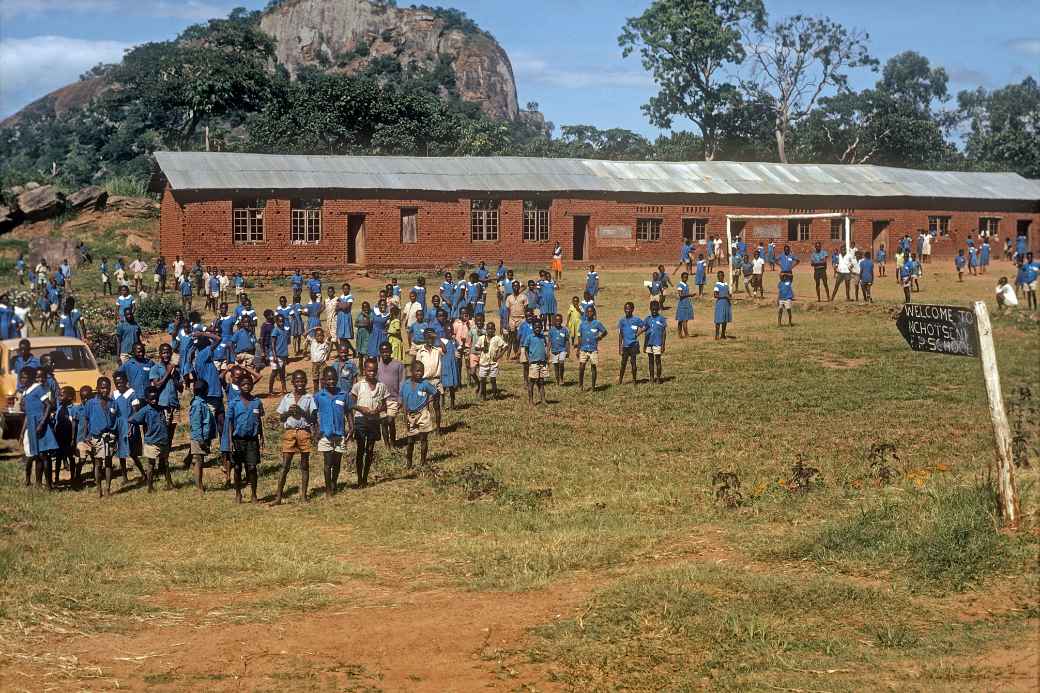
<box><xmin>896</xmin><ymin>302</ymin><xmax>1019</xmax><ymax>527</ymax></box>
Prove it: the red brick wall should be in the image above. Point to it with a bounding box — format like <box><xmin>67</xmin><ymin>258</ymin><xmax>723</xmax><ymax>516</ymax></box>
<box><xmin>161</xmin><ymin>189</ymin><xmax>1040</xmax><ymax>274</ymax></box>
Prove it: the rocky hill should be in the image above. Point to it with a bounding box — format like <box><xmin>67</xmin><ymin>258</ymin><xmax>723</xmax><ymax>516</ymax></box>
<box><xmin>3</xmin><ymin>0</ymin><xmax>519</xmax><ymax>126</ymax></box>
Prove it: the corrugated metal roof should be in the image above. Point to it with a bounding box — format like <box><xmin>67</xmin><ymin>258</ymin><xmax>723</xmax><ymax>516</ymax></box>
<box><xmin>153</xmin><ymin>152</ymin><xmax>1040</xmax><ymax>202</ymax></box>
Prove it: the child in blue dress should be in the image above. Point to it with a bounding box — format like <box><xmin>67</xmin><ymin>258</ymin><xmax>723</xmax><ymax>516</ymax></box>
<box><xmin>876</xmin><ymin>244</ymin><xmax>887</xmax><ymax>277</ymax></box>
<box><xmin>713</xmin><ymin>271</ymin><xmax>733</xmax><ymax>340</ymax></box>
<box><xmin>440</xmin><ymin>334</ymin><xmax>460</xmax><ymax>410</ymax></box>
<box><xmin>694</xmin><ymin>254</ymin><xmax>707</xmax><ymax>296</ymax></box>
<box><xmin>368</xmin><ymin>299</ymin><xmax>390</xmax><ymax>359</ymax></box>
<box><xmin>20</xmin><ymin>367</ymin><xmax>58</xmax><ymax>488</ymax></box>
<box><xmin>335</xmin><ymin>283</ymin><xmax>355</xmax><ymax>354</ymax></box>
<box><xmin>675</xmin><ymin>272</ymin><xmax>694</xmax><ymax>338</ymax></box>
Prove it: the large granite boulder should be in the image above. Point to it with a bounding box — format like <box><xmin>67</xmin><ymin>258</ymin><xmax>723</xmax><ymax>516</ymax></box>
<box><xmin>16</xmin><ymin>185</ymin><xmax>66</xmax><ymax>222</ymax></box>
<box><xmin>67</xmin><ymin>185</ymin><xmax>108</xmax><ymax>212</ymax></box>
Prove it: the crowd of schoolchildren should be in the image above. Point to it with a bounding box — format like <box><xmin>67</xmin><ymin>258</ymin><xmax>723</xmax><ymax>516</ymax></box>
<box><xmin>11</xmin><ymin>258</ymin><xmax>680</xmax><ymax>504</ymax></box>
<box><xmin>10</xmin><ymin>227</ymin><xmax>1037</xmax><ymax>503</ymax></box>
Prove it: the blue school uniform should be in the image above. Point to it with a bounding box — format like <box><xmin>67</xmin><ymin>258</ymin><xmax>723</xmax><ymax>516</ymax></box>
<box><xmin>409</xmin><ymin>320</ymin><xmax>431</xmax><ymax>345</ymax></box>
<box><xmin>767</xmin><ymin>242</ymin><xmax>776</xmax><ymax>264</ymax></box>
<box><xmin>217</xmin><ymin>314</ymin><xmax>236</xmax><ymax>340</ymax></box>
<box><xmin>474</xmin><ymin>298</ymin><xmax>485</xmax><ymax>316</ymax></box>
<box><xmin>617</xmin><ymin>316</ymin><xmax>644</xmax><ymax>348</ymax></box>
<box><xmin>116</xmin><ymin>294</ymin><xmax>135</xmax><ymax>320</ymax></box>
<box><xmin>0</xmin><ymin>305</ymin><xmax>22</xmax><ymax>340</ymax></box>
<box><xmin>968</xmin><ymin>247</ymin><xmax>978</xmax><ymax>267</ymax></box>
<box><xmin>150</xmin><ymin>362</ymin><xmax>181</xmax><ymax>409</ymax></box>
<box><xmin>680</xmin><ymin>242</ymin><xmax>693</xmax><ymax>264</ymax></box>
<box><xmin>517</xmin><ymin>320</ymin><xmax>533</xmax><ymax>349</ymax></box>
<box><xmin>465</xmin><ymin>280</ymin><xmax>480</xmax><ymax>308</ymax></box>
<box><xmin>643</xmin><ymin>315</ymin><xmax>667</xmax><ymax>348</ymax></box>
<box><xmin>13</xmin><ymin>354</ymin><xmax>40</xmax><ymax>376</ymax></box>
<box><xmin>877</xmin><ymin>247</ymin><xmax>887</xmax><ymax>263</ymax></box>
<box><xmin>307</xmin><ymin>277</ymin><xmax>322</xmax><ymax>296</ymax></box>
<box><xmin>477</xmin><ymin>267</ymin><xmax>489</xmax><ymax>282</ymax></box>
<box><xmin>675</xmin><ymin>281</ymin><xmax>694</xmax><ymax>321</ymax></box>
<box><xmin>524</xmin><ymin>333</ymin><xmax>548</xmax><ymax>363</ymax></box>
<box><xmin>232</xmin><ymin>328</ymin><xmax>255</xmax><ymax>356</ymax></box>
<box><xmin>778</xmin><ymin>279</ymin><xmax>795</xmax><ymax>301</ymax></box>
<box><xmin>400</xmin><ymin>379</ymin><xmax>438</xmax><ymax>414</ymax></box>
<box><xmin>228</xmin><ymin>396</ymin><xmax>264</xmax><ymax>439</ymax></box>
<box><xmin>329</xmin><ymin>359</ymin><xmax>359</xmax><ymax>400</ymax></box>
<box><xmin>179</xmin><ymin>279</ymin><xmax>192</xmax><ymax>297</ymax></box>
<box><xmin>980</xmin><ymin>243</ymin><xmax>991</xmax><ymax>265</ymax></box>
<box><xmin>955</xmin><ymin>255</ymin><xmax>966</xmax><ymax>270</ymax></box>
<box><xmin>413</xmin><ymin>286</ymin><xmax>427</xmax><ymax>311</ymax></box>
<box><xmin>860</xmin><ymin>258</ymin><xmax>875</xmax><ymax>284</ymax></box>
<box><xmin>116</xmin><ymin>320</ymin><xmax>142</xmax><ymax>355</ymax></box>
<box><xmin>129</xmin><ymin>404</ymin><xmax>169</xmax><ymax>447</ymax></box>
<box><xmin>290</xmin><ymin>303</ymin><xmax>304</xmax><ymax>336</ymax></box>
<box><xmin>314</xmin><ymin>388</ymin><xmax>349</xmax><ymax>438</ymax></box>
<box><xmin>276</xmin><ymin>304</ymin><xmax>292</xmax><ymax>325</ymax></box>
<box><xmin>440</xmin><ymin>339</ymin><xmax>460</xmax><ymax>387</ymax></box>
<box><xmin>714</xmin><ymin>282</ymin><xmax>732</xmax><ymax>324</ymax></box>
<box><xmin>694</xmin><ymin>260</ymin><xmax>707</xmax><ymax>287</ymax></box>
<box><xmin>290</xmin><ymin>272</ymin><xmax>304</xmax><ymax>293</ymax></box>
<box><xmin>118</xmin><ymin>358</ymin><xmax>154</xmax><ymax>405</ymax></box>
<box><xmin>1015</xmin><ymin>235</ymin><xmax>1027</xmax><ymax>258</ymax></box>
<box><xmin>585</xmin><ymin>271</ymin><xmax>599</xmax><ymax>297</ymax></box>
<box><xmin>778</xmin><ymin>254</ymin><xmax>797</xmax><ymax>272</ymax></box>
<box><xmin>53</xmin><ymin>401</ymin><xmax>76</xmax><ymax>454</ymax></box>
<box><xmin>495</xmin><ymin>265</ymin><xmax>508</xmax><ymax>282</ymax></box>
<box><xmin>271</xmin><ymin>326</ymin><xmax>290</xmax><ymax>360</ymax></box>
<box><xmin>335</xmin><ymin>294</ymin><xmax>354</xmax><ymax>340</ymax></box>
<box><xmin>431</xmin><ymin>320</ymin><xmax>447</xmax><ymax>339</ymax></box>
<box><xmin>82</xmin><ymin>396</ymin><xmax>117</xmax><ymax>439</ymax></box>
<box><xmin>194</xmin><ymin>344</ymin><xmax>224</xmax><ymax>403</ymax></box>
<box><xmin>220</xmin><ymin>383</ymin><xmax>240</xmax><ymax>453</ymax></box>
<box><xmin>190</xmin><ymin>395</ymin><xmax>216</xmax><ymax>444</ymax></box>
<box><xmin>22</xmin><ymin>384</ymin><xmax>58</xmax><ymax>455</ymax></box>
<box><xmin>578</xmin><ymin>320</ymin><xmax>607</xmax><ymax>352</ymax></box>
<box><xmin>112</xmin><ymin>388</ymin><xmax>139</xmax><ymax>458</ymax></box>
<box><xmin>579</xmin><ymin>299</ymin><xmax>595</xmax><ymax>317</ymax></box>
<box><xmin>368</xmin><ymin>312</ymin><xmax>389</xmax><ymax>357</ymax></box>
<box><xmin>440</xmin><ymin>281</ymin><xmax>456</xmax><ymax>316</ymax></box>
<box><xmin>306</xmin><ymin>301</ymin><xmax>323</xmax><ymax>330</ymax></box>
<box><xmin>539</xmin><ymin>280</ymin><xmax>558</xmax><ymax>316</ymax></box>
<box><xmin>548</xmin><ymin>326</ymin><xmax>569</xmax><ymax>354</ymax></box>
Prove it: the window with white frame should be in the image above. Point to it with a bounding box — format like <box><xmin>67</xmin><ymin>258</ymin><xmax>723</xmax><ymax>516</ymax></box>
<box><xmin>683</xmin><ymin>218</ymin><xmax>707</xmax><ymax>241</ymax></box>
<box><xmin>830</xmin><ymin>218</ymin><xmax>844</xmax><ymax>241</ymax></box>
<box><xmin>233</xmin><ymin>198</ymin><xmax>266</xmax><ymax>243</ymax></box>
<box><xmin>637</xmin><ymin>218</ymin><xmax>662</xmax><ymax>241</ymax></box>
<box><xmin>291</xmin><ymin>199</ymin><xmax>322</xmax><ymax>244</ymax></box>
<box><xmin>979</xmin><ymin>217</ymin><xmax>999</xmax><ymax>236</ymax></box>
<box><xmin>788</xmin><ymin>219</ymin><xmax>810</xmax><ymax>242</ymax></box>
<box><xmin>928</xmin><ymin>216</ymin><xmax>950</xmax><ymax>236</ymax></box>
<box><xmin>523</xmin><ymin>200</ymin><xmax>550</xmax><ymax>242</ymax></box>
<box><xmin>470</xmin><ymin>199</ymin><xmax>500</xmax><ymax>242</ymax></box>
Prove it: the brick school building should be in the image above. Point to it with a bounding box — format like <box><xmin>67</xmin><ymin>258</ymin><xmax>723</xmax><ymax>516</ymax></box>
<box><xmin>152</xmin><ymin>152</ymin><xmax>1040</xmax><ymax>275</ymax></box>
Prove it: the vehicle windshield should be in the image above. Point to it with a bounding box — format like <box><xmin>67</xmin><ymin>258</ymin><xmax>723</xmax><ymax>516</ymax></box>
<box><xmin>7</xmin><ymin>346</ymin><xmax>97</xmax><ymax>374</ymax></box>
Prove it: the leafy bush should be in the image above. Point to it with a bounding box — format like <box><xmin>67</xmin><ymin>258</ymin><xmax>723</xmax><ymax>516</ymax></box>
<box><xmin>133</xmin><ymin>294</ymin><xmax>182</xmax><ymax>330</ymax></box>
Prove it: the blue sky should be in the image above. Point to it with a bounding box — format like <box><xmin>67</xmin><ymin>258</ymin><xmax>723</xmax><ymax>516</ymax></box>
<box><xmin>2</xmin><ymin>0</ymin><xmax>1038</xmax><ymax>137</ymax></box>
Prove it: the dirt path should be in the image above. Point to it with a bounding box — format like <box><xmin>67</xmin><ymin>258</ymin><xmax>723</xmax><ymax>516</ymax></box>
<box><xmin>1</xmin><ymin>575</ymin><xmax>597</xmax><ymax>692</ymax></box>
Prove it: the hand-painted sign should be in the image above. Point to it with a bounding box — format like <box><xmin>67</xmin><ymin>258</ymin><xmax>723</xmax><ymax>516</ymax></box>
<box><xmin>596</xmin><ymin>225</ymin><xmax>634</xmax><ymax>247</ymax></box>
<box><xmin>896</xmin><ymin>303</ymin><xmax>980</xmax><ymax>357</ymax></box>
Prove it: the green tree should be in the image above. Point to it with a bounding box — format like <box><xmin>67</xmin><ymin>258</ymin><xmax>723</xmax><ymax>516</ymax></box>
<box><xmin>618</xmin><ymin>0</ymin><xmax>766</xmax><ymax>160</ymax></box>
<box><xmin>742</xmin><ymin>15</ymin><xmax>876</xmax><ymax>163</ymax></box>
<box><xmin>793</xmin><ymin>52</ymin><xmax>956</xmax><ymax>168</ymax></box>
<box><xmin>109</xmin><ymin>10</ymin><xmax>276</xmax><ymax>147</ymax></box>
<box><xmin>556</xmin><ymin>125</ymin><xmax>653</xmax><ymax>160</ymax></box>
<box><xmin>958</xmin><ymin>77</ymin><xmax>1040</xmax><ymax>178</ymax></box>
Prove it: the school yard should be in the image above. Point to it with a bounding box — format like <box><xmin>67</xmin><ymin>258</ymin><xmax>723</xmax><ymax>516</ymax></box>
<box><xmin>0</xmin><ymin>260</ymin><xmax>1037</xmax><ymax>692</ymax></box>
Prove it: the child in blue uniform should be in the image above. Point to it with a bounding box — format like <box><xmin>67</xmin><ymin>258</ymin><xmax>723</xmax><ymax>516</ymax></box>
<box><xmin>578</xmin><ymin>306</ymin><xmax>607</xmax><ymax>392</ymax></box>
<box><xmin>129</xmin><ymin>386</ymin><xmax>172</xmax><ymax>492</ymax></box>
<box><xmin>315</xmin><ymin>366</ymin><xmax>352</xmax><ymax>498</ymax></box>
<box><xmin>643</xmin><ymin>302</ymin><xmax>667</xmax><ymax>385</ymax></box>
<box><xmin>523</xmin><ymin>320</ymin><xmax>549</xmax><ymax>405</ymax></box>
<box><xmin>777</xmin><ymin>273</ymin><xmax>795</xmax><ymax>327</ymax></box>
<box><xmin>675</xmin><ymin>272</ymin><xmax>693</xmax><ymax>338</ymax></box>
<box><xmin>955</xmin><ymin>249</ymin><xmax>966</xmax><ymax>281</ymax></box>
<box><xmin>694</xmin><ymin>254</ymin><xmax>707</xmax><ymax>296</ymax></box>
<box><xmin>227</xmin><ymin>374</ymin><xmax>264</xmax><ymax>503</ymax></box>
<box><xmin>20</xmin><ymin>367</ymin><xmax>58</xmax><ymax>488</ymax></box>
<box><xmin>876</xmin><ymin>244</ymin><xmax>887</xmax><ymax>277</ymax></box>
<box><xmin>617</xmin><ymin>302</ymin><xmax>644</xmax><ymax>386</ymax></box>
<box><xmin>585</xmin><ymin>265</ymin><xmax>599</xmax><ymax>298</ymax></box>
<box><xmin>400</xmin><ymin>361</ymin><xmax>439</xmax><ymax>471</ymax></box>
<box><xmin>335</xmin><ymin>283</ymin><xmax>355</xmax><ymax>354</ymax></box>
<box><xmin>82</xmin><ymin>376</ymin><xmax>118</xmax><ymax>498</ymax></box>
<box><xmin>713</xmin><ymin>271</ymin><xmax>733</xmax><ymax>340</ymax></box>
<box><xmin>548</xmin><ymin>313</ymin><xmax>570</xmax><ymax>387</ymax></box>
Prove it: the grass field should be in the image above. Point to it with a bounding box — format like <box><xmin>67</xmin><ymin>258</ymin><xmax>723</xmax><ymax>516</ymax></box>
<box><xmin>0</xmin><ymin>258</ymin><xmax>1037</xmax><ymax>691</ymax></box>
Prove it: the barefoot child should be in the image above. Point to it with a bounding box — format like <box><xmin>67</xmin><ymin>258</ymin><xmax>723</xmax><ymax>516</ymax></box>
<box><xmin>351</xmin><ymin>358</ymin><xmax>388</xmax><ymax>488</ymax></box>
<box><xmin>129</xmin><ymin>387</ymin><xmax>172</xmax><ymax>492</ymax></box>
<box><xmin>314</xmin><ymin>366</ymin><xmax>352</xmax><ymax>498</ymax></box>
<box><xmin>475</xmin><ymin>322</ymin><xmax>507</xmax><ymax>401</ymax></box>
<box><xmin>955</xmin><ymin>249</ymin><xmax>966</xmax><ymax>282</ymax></box>
<box><xmin>675</xmin><ymin>272</ymin><xmax>693</xmax><ymax>337</ymax></box>
<box><xmin>227</xmin><ymin>374</ymin><xmax>264</xmax><ymax>503</ymax></box>
<box><xmin>377</xmin><ymin>343</ymin><xmax>406</xmax><ymax>448</ymax></box>
<box><xmin>274</xmin><ymin>370</ymin><xmax>316</xmax><ymax>503</ymax></box>
<box><xmin>777</xmin><ymin>273</ymin><xmax>794</xmax><ymax>327</ymax></box>
<box><xmin>20</xmin><ymin>367</ymin><xmax>58</xmax><ymax>489</ymax></box>
<box><xmin>306</xmin><ymin>326</ymin><xmax>332</xmax><ymax>391</ymax></box>
<box><xmin>188</xmin><ymin>380</ymin><xmax>216</xmax><ymax>493</ymax></box>
<box><xmin>548</xmin><ymin>313</ymin><xmax>570</xmax><ymax>387</ymax></box>
<box><xmin>524</xmin><ymin>320</ymin><xmax>549</xmax><ymax>405</ymax></box>
<box><xmin>713</xmin><ymin>271</ymin><xmax>733</xmax><ymax>340</ymax></box>
<box><xmin>400</xmin><ymin>361</ymin><xmax>438</xmax><ymax>471</ymax></box>
<box><xmin>578</xmin><ymin>307</ymin><xmax>607</xmax><ymax>392</ymax></box>
<box><xmin>643</xmin><ymin>301</ymin><xmax>667</xmax><ymax>385</ymax></box>
<box><xmin>82</xmin><ymin>376</ymin><xmax>118</xmax><ymax>498</ymax></box>
<box><xmin>617</xmin><ymin>302</ymin><xmax>644</xmax><ymax>386</ymax></box>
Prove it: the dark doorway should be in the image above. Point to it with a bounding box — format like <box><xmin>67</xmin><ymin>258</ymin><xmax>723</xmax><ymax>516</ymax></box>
<box><xmin>871</xmin><ymin>220</ymin><xmax>890</xmax><ymax>253</ymax></box>
<box><xmin>572</xmin><ymin>215</ymin><xmax>588</xmax><ymax>261</ymax></box>
<box><xmin>1018</xmin><ymin>219</ymin><xmax>1032</xmax><ymax>241</ymax></box>
<box><xmin>682</xmin><ymin>219</ymin><xmax>695</xmax><ymax>243</ymax></box>
<box><xmin>347</xmin><ymin>214</ymin><xmax>365</xmax><ymax>265</ymax></box>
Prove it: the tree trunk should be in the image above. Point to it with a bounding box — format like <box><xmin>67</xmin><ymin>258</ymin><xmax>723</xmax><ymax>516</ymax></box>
<box><xmin>774</xmin><ymin>126</ymin><xmax>788</xmax><ymax>164</ymax></box>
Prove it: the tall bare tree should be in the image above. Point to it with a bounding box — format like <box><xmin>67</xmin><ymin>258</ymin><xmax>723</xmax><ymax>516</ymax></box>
<box><xmin>742</xmin><ymin>15</ymin><xmax>875</xmax><ymax>163</ymax></box>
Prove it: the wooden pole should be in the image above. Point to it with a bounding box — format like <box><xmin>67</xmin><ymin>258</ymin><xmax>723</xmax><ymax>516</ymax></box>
<box><xmin>725</xmin><ymin>216</ymin><xmax>733</xmax><ymax>290</ymax></box>
<box><xmin>845</xmin><ymin>215</ymin><xmax>851</xmax><ymax>251</ymax></box>
<box><xmin>973</xmin><ymin>300</ymin><xmax>1019</xmax><ymax>527</ymax></box>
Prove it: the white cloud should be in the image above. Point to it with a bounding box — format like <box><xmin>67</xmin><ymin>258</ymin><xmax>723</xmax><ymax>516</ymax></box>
<box><xmin>0</xmin><ymin>0</ymin><xmax>232</xmax><ymax>21</ymax></box>
<box><xmin>513</xmin><ymin>55</ymin><xmax>652</xmax><ymax>90</ymax></box>
<box><xmin>947</xmin><ymin>66</ymin><xmax>991</xmax><ymax>87</ymax></box>
<box><xmin>1005</xmin><ymin>38</ymin><xmax>1040</xmax><ymax>56</ymax></box>
<box><xmin>0</xmin><ymin>36</ymin><xmax>133</xmax><ymax>115</ymax></box>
